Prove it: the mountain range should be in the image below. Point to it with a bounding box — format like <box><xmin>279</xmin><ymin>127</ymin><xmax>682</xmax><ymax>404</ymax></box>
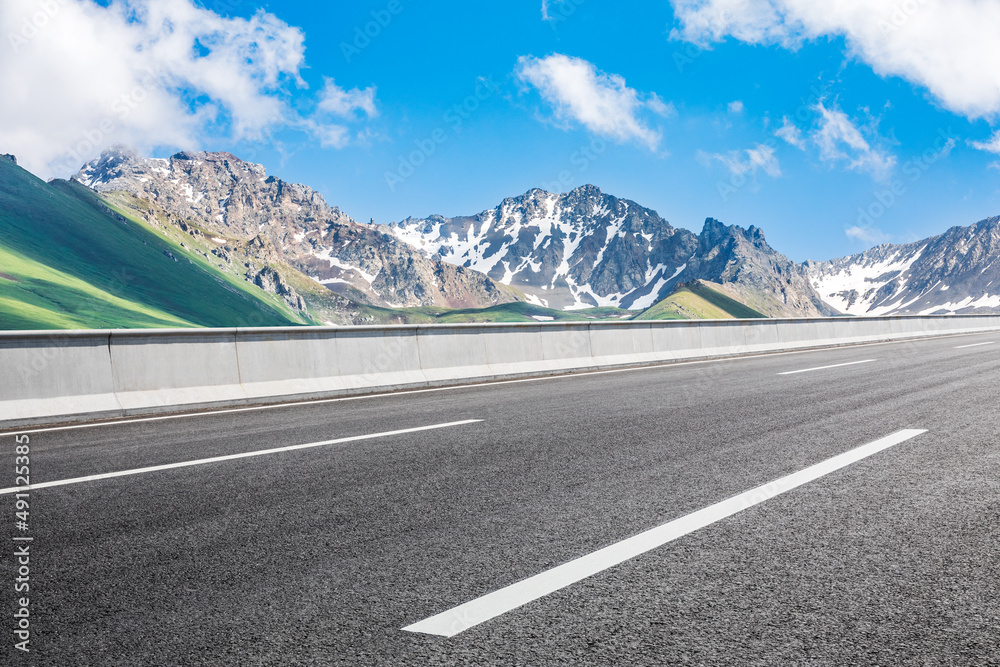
<box><xmin>74</xmin><ymin>149</ymin><xmax>521</xmax><ymax>314</ymax></box>
<box><xmin>74</xmin><ymin>147</ymin><xmax>836</xmax><ymax>319</ymax></box>
<box><xmin>388</xmin><ymin>186</ymin><xmax>834</xmax><ymax>317</ymax></box>
<box><xmin>3</xmin><ymin>145</ymin><xmax>1000</xmax><ymax>330</ymax></box>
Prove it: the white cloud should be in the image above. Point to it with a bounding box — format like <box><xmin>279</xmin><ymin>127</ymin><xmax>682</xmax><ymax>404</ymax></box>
<box><xmin>0</xmin><ymin>0</ymin><xmax>372</xmax><ymax>178</ymax></box>
<box><xmin>516</xmin><ymin>54</ymin><xmax>664</xmax><ymax>151</ymax></box>
<box><xmin>969</xmin><ymin>131</ymin><xmax>1000</xmax><ymax>155</ymax></box>
<box><xmin>670</xmin><ymin>0</ymin><xmax>1000</xmax><ymax>119</ymax></box>
<box><xmin>647</xmin><ymin>93</ymin><xmax>677</xmax><ymax>118</ymax></box>
<box><xmin>774</xmin><ymin>117</ymin><xmax>806</xmax><ymax>149</ymax></box>
<box><xmin>700</xmin><ymin>143</ymin><xmax>781</xmax><ymax>178</ymax></box>
<box><xmin>811</xmin><ymin>103</ymin><xmax>896</xmax><ymax>179</ymax></box>
<box><xmin>309</xmin><ymin>79</ymin><xmax>378</xmax><ymax>147</ymax></box>
<box><xmin>846</xmin><ymin>225</ymin><xmax>892</xmax><ymax>245</ymax></box>
<box><xmin>728</xmin><ymin>100</ymin><xmax>744</xmax><ymax>114</ymax></box>
<box><xmin>317</xmin><ymin>79</ymin><xmax>378</xmax><ymax>119</ymax></box>
<box><xmin>307</xmin><ymin>124</ymin><xmax>351</xmax><ymax>150</ymax></box>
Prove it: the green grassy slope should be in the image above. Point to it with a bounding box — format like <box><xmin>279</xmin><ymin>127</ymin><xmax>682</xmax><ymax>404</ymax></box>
<box><xmin>0</xmin><ymin>159</ymin><xmax>302</xmax><ymax>330</ymax></box>
<box><xmin>634</xmin><ymin>281</ymin><xmax>768</xmax><ymax>320</ymax></box>
<box><xmin>0</xmin><ymin>245</ymin><xmax>191</xmax><ymax>329</ymax></box>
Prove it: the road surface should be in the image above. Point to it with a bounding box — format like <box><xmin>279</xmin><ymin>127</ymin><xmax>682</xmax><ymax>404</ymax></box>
<box><xmin>3</xmin><ymin>332</ymin><xmax>999</xmax><ymax>665</ymax></box>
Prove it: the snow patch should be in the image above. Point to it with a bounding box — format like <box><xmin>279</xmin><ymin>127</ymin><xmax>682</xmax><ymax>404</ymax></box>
<box><xmin>919</xmin><ymin>293</ymin><xmax>1000</xmax><ymax>314</ymax></box>
<box><xmin>810</xmin><ymin>248</ymin><xmax>926</xmax><ymax>316</ymax></box>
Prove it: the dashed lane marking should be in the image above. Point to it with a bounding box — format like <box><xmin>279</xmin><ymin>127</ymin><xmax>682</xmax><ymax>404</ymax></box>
<box><xmin>403</xmin><ymin>429</ymin><xmax>928</xmax><ymax>638</ymax></box>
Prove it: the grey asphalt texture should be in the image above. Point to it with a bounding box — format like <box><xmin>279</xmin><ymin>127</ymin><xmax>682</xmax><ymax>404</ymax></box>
<box><xmin>3</xmin><ymin>332</ymin><xmax>1000</xmax><ymax>666</ymax></box>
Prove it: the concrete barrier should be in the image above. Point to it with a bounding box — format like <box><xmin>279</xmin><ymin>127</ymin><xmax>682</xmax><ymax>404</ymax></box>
<box><xmin>237</xmin><ymin>328</ymin><xmax>344</xmax><ymax>400</ymax></box>
<box><xmin>336</xmin><ymin>327</ymin><xmax>425</xmax><ymax>391</ymax></box>
<box><xmin>649</xmin><ymin>321</ymin><xmax>697</xmax><ymax>361</ymax></box>
<box><xmin>111</xmin><ymin>329</ymin><xmax>245</xmax><ymax>414</ymax></box>
<box><xmin>483</xmin><ymin>326</ymin><xmax>545</xmax><ymax>377</ymax></box>
<box><xmin>416</xmin><ymin>326</ymin><xmax>491</xmax><ymax>383</ymax></box>
<box><xmin>589</xmin><ymin>322</ymin><xmax>657</xmax><ymax>366</ymax></box>
<box><xmin>4</xmin><ymin>314</ymin><xmax>1000</xmax><ymax>429</ymax></box>
<box><xmin>743</xmin><ymin>319</ymin><xmax>780</xmax><ymax>354</ymax></box>
<box><xmin>0</xmin><ymin>331</ymin><xmax>120</xmax><ymax>423</ymax></box>
<box><xmin>539</xmin><ymin>324</ymin><xmax>596</xmax><ymax>373</ymax></box>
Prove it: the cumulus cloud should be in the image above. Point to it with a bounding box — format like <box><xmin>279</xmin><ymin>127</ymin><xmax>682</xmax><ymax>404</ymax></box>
<box><xmin>516</xmin><ymin>54</ymin><xmax>664</xmax><ymax>150</ymax></box>
<box><xmin>670</xmin><ymin>0</ymin><xmax>1000</xmax><ymax>119</ymax></box>
<box><xmin>699</xmin><ymin>143</ymin><xmax>781</xmax><ymax>178</ymax></box>
<box><xmin>0</xmin><ymin>0</ymin><xmax>373</xmax><ymax>178</ymax></box>
<box><xmin>811</xmin><ymin>103</ymin><xmax>896</xmax><ymax>179</ymax></box>
<box><xmin>727</xmin><ymin>100</ymin><xmax>744</xmax><ymax>114</ymax></box>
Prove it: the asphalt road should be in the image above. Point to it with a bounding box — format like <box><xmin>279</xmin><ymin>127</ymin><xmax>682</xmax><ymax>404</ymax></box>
<box><xmin>3</xmin><ymin>332</ymin><xmax>1000</xmax><ymax>666</ymax></box>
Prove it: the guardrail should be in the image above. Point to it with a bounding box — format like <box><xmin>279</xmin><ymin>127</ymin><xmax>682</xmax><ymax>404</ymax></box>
<box><xmin>2</xmin><ymin>315</ymin><xmax>999</xmax><ymax>429</ymax></box>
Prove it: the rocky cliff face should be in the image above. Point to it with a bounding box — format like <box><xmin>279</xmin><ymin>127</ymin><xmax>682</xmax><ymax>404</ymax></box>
<box><xmin>806</xmin><ymin>216</ymin><xmax>1000</xmax><ymax>315</ymax></box>
<box><xmin>689</xmin><ymin>219</ymin><xmax>837</xmax><ymax>317</ymax></box>
<box><xmin>74</xmin><ymin>147</ymin><xmax>522</xmax><ymax>310</ymax></box>
<box><xmin>389</xmin><ymin>186</ymin><xmax>835</xmax><ymax>316</ymax></box>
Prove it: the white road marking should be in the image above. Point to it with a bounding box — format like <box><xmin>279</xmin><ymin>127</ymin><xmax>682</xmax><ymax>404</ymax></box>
<box><xmin>954</xmin><ymin>341</ymin><xmax>994</xmax><ymax>349</ymax></box>
<box><xmin>777</xmin><ymin>359</ymin><xmax>876</xmax><ymax>376</ymax></box>
<box><xmin>403</xmin><ymin>429</ymin><xmax>927</xmax><ymax>638</ymax></box>
<box><xmin>0</xmin><ymin>420</ymin><xmax>482</xmax><ymax>495</ymax></box>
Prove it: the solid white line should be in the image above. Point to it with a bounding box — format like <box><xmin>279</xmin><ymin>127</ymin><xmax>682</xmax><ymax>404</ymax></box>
<box><xmin>403</xmin><ymin>429</ymin><xmax>927</xmax><ymax>638</ymax></box>
<box><xmin>954</xmin><ymin>341</ymin><xmax>994</xmax><ymax>349</ymax></box>
<box><xmin>777</xmin><ymin>359</ymin><xmax>876</xmax><ymax>376</ymax></box>
<box><xmin>0</xmin><ymin>420</ymin><xmax>482</xmax><ymax>495</ymax></box>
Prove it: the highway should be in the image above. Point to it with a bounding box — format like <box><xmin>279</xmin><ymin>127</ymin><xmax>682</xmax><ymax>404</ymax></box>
<box><xmin>3</xmin><ymin>332</ymin><xmax>1000</xmax><ymax>666</ymax></box>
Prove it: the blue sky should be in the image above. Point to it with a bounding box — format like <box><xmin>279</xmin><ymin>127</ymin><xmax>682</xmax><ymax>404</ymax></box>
<box><xmin>3</xmin><ymin>0</ymin><xmax>1000</xmax><ymax>261</ymax></box>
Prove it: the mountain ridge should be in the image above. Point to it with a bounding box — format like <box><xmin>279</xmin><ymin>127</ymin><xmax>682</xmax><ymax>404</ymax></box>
<box><xmin>806</xmin><ymin>216</ymin><xmax>1000</xmax><ymax>315</ymax></box>
<box><xmin>74</xmin><ymin>146</ymin><xmax>524</xmax><ymax>311</ymax></box>
<box><xmin>388</xmin><ymin>185</ymin><xmax>836</xmax><ymax>317</ymax></box>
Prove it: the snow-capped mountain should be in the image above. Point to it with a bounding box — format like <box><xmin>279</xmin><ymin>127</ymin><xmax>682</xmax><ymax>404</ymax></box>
<box><xmin>390</xmin><ymin>185</ymin><xmax>694</xmax><ymax>310</ymax></box>
<box><xmin>74</xmin><ymin>147</ymin><xmax>521</xmax><ymax>310</ymax></box>
<box><xmin>806</xmin><ymin>216</ymin><xmax>1000</xmax><ymax>315</ymax></box>
<box><xmin>389</xmin><ymin>186</ymin><xmax>835</xmax><ymax>316</ymax></box>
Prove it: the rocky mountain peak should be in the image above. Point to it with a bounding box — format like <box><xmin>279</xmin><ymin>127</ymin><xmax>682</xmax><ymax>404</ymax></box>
<box><xmin>71</xmin><ymin>147</ymin><xmax>522</xmax><ymax>311</ymax></box>
<box><xmin>699</xmin><ymin>218</ymin><xmax>730</xmax><ymax>250</ymax></box>
<box><xmin>564</xmin><ymin>183</ymin><xmax>603</xmax><ymax>200</ymax></box>
<box><xmin>389</xmin><ymin>190</ymin><xmax>834</xmax><ymax>316</ymax></box>
<box><xmin>1</xmin><ymin>154</ymin><xmax>16</xmax><ymax>165</ymax></box>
